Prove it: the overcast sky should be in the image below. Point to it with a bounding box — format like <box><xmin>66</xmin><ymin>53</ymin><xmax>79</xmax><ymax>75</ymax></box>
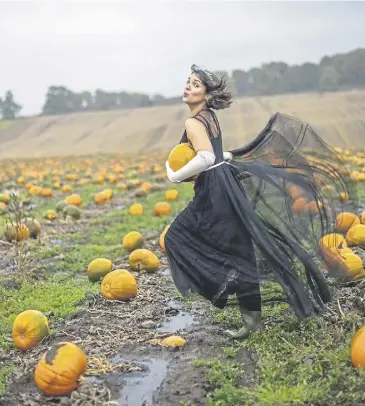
<box><xmin>1</xmin><ymin>1</ymin><xmax>365</xmax><ymax>115</ymax></box>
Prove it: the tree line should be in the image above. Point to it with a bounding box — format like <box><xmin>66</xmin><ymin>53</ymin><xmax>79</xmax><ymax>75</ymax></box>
<box><xmin>1</xmin><ymin>47</ymin><xmax>365</xmax><ymax>120</ymax></box>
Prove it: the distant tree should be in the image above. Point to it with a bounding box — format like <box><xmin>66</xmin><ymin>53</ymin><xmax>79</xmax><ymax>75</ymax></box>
<box><xmin>0</xmin><ymin>90</ymin><xmax>22</xmax><ymax>120</ymax></box>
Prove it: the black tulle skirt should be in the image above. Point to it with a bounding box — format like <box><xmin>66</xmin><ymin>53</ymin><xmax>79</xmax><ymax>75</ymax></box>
<box><xmin>164</xmin><ymin>113</ymin><xmax>359</xmax><ymax>319</ymax></box>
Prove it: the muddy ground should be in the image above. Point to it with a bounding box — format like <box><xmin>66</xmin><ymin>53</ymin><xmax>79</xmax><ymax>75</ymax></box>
<box><xmin>0</xmin><ymin>192</ymin><xmax>254</xmax><ymax>406</ymax></box>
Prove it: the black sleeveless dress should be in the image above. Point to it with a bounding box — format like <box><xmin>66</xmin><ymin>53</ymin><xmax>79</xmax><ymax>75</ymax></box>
<box><xmin>164</xmin><ymin>109</ymin><xmax>358</xmax><ymax>319</ymax></box>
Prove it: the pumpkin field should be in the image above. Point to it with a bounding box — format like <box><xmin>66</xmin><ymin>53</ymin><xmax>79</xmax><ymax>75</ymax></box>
<box><xmin>2</xmin><ymin>148</ymin><xmax>365</xmax><ymax>406</ymax></box>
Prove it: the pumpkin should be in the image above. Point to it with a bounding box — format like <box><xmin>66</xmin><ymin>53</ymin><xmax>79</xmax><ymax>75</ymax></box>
<box><xmin>320</xmin><ymin>233</ymin><xmax>347</xmax><ymax>251</ymax></box>
<box><xmin>44</xmin><ymin>210</ymin><xmax>57</xmax><ymax>221</ymax></box>
<box><xmin>351</xmin><ymin>327</ymin><xmax>365</xmax><ymax>368</ymax></box>
<box><xmin>165</xmin><ymin>189</ymin><xmax>179</xmax><ymax>201</ymax></box>
<box><xmin>168</xmin><ymin>143</ymin><xmax>197</xmax><ymax>172</ymax></box>
<box><xmin>62</xmin><ymin>184</ymin><xmax>72</xmax><ymax>193</ymax></box>
<box><xmin>103</xmin><ymin>189</ymin><xmax>113</xmax><ymax>199</ymax></box>
<box><xmin>140</xmin><ymin>182</ymin><xmax>152</xmax><ymax>192</ymax></box>
<box><xmin>94</xmin><ymin>191</ymin><xmax>108</xmax><ymax>205</ymax></box>
<box><xmin>161</xmin><ymin>335</ymin><xmax>186</xmax><ymax>347</ymax></box>
<box><xmin>337</xmin><ymin>252</ymin><xmax>365</xmax><ymax>280</ymax></box>
<box><xmin>56</xmin><ymin>200</ymin><xmax>67</xmax><ymax>213</ymax></box>
<box><xmin>12</xmin><ymin>310</ymin><xmax>49</xmax><ymax>351</ymax></box>
<box><xmin>129</xmin><ymin>249</ymin><xmax>160</xmax><ymax>273</ymax></box>
<box><xmin>65</xmin><ymin>194</ymin><xmax>82</xmax><ymax>207</ymax></box>
<box><xmin>346</xmin><ymin>224</ymin><xmax>365</xmax><ymax>246</ymax></box>
<box><xmin>154</xmin><ymin>202</ymin><xmax>171</xmax><ymax>216</ymax></box>
<box><xmin>336</xmin><ymin>212</ymin><xmax>360</xmax><ymax>233</ymax></box>
<box><xmin>159</xmin><ymin>225</ymin><xmax>170</xmax><ymax>252</ymax></box>
<box><xmin>25</xmin><ymin>218</ymin><xmax>41</xmax><ymax>239</ymax></box>
<box><xmin>122</xmin><ymin>231</ymin><xmax>144</xmax><ymax>252</ymax></box>
<box><xmin>101</xmin><ymin>269</ymin><xmax>137</xmax><ymax>301</ymax></box>
<box><xmin>34</xmin><ymin>342</ymin><xmax>87</xmax><ymax>396</ymax></box>
<box><xmin>63</xmin><ymin>205</ymin><xmax>81</xmax><ymax>220</ymax></box>
<box><xmin>0</xmin><ymin>193</ymin><xmax>10</xmax><ymax>204</ymax></box>
<box><xmin>168</xmin><ymin>143</ymin><xmax>197</xmax><ymax>181</ymax></box>
<box><xmin>41</xmin><ymin>188</ymin><xmax>53</xmax><ymax>198</ymax></box>
<box><xmin>129</xmin><ymin>203</ymin><xmax>144</xmax><ymax>216</ymax></box>
<box><xmin>87</xmin><ymin>258</ymin><xmax>113</xmax><ymax>282</ymax></box>
<box><xmin>4</xmin><ymin>223</ymin><xmax>31</xmax><ymax>242</ymax></box>
<box><xmin>361</xmin><ymin>211</ymin><xmax>365</xmax><ymax>225</ymax></box>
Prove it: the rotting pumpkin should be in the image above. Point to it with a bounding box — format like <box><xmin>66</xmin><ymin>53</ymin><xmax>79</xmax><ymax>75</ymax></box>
<box><xmin>34</xmin><ymin>341</ymin><xmax>87</xmax><ymax>396</ymax></box>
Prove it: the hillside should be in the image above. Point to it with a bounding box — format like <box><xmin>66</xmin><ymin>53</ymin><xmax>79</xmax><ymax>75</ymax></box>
<box><xmin>1</xmin><ymin>89</ymin><xmax>365</xmax><ymax>159</ymax></box>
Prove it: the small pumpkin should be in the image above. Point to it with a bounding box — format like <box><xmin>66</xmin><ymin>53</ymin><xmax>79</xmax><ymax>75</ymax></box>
<box><xmin>12</xmin><ymin>310</ymin><xmax>49</xmax><ymax>351</ymax></box>
<box><xmin>129</xmin><ymin>249</ymin><xmax>160</xmax><ymax>273</ymax></box>
<box><xmin>101</xmin><ymin>269</ymin><xmax>137</xmax><ymax>301</ymax></box>
<box><xmin>351</xmin><ymin>327</ymin><xmax>365</xmax><ymax>368</ymax></box>
<box><xmin>65</xmin><ymin>194</ymin><xmax>82</xmax><ymax>207</ymax></box>
<box><xmin>44</xmin><ymin>210</ymin><xmax>57</xmax><ymax>221</ymax></box>
<box><xmin>41</xmin><ymin>188</ymin><xmax>53</xmax><ymax>198</ymax></box>
<box><xmin>25</xmin><ymin>218</ymin><xmax>41</xmax><ymax>239</ymax></box>
<box><xmin>87</xmin><ymin>258</ymin><xmax>113</xmax><ymax>282</ymax></box>
<box><xmin>129</xmin><ymin>203</ymin><xmax>144</xmax><ymax>216</ymax></box>
<box><xmin>154</xmin><ymin>202</ymin><xmax>171</xmax><ymax>216</ymax></box>
<box><xmin>336</xmin><ymin>212</ymin><xmax>360</xmax><ymax>233</ymax></box>
<box><xmin>122</xmin><ymin>231</ymin><xmax>144</xmax><ymax>252</ymax></box>
<box><xmin>165</xmin><ymin>189</ymin><xmax>179</xmax><ymax>201</ymax></box>
<box><xmin>94</xmin><ymin>191</ymin><xmax>108</xmax><ymax>205</ymax></box>
<box><xmin>34</xmin><ymin>342</ymin><xmax>87</xmax><ymax>396</ymax></box>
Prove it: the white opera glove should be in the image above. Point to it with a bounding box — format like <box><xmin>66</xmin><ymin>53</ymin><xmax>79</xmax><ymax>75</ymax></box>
<box><xmin>165</xmin><ymin>150</ymin><xmax>216</xmax><ymax>183</ymax></box>
<box><xmin>223</xmin><ymin>151</ymin><xmax>233</xmax><ymax>161</ymax></box>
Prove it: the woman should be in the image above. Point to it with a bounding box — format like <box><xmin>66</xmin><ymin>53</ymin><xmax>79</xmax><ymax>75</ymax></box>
<box><xmin>164</xmin><ymin>64</ymin><xmax>357</xmax><ymax>339</ymax></box>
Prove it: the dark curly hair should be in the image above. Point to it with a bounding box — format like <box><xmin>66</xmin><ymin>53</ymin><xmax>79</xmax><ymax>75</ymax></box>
<box><xmin>190</xmin><ymin>64</ymin><xmax>233</xmax><ymax>110</ymax></box>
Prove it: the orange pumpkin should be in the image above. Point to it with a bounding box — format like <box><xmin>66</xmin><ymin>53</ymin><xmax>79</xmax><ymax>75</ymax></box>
<box><xmin>12</xmin><ymin>310</ymin><xmax>49</xmax><ymax>351</ymax></box>
<box><xmin>168</xmin><ymin>143</ymin><xmax>197</xmax><ymax>172</ymax></box>
<box><xmin>346</xmin><ymin>224</ymin><xmax>365</xmax><ymax>246</ymax></box>
<box><xmin>129</xmin><ymin>203</ymin><xmax>144</xmax><ymax>216</ymax></box>
<box><xmin>122</xmin><ymin>231</ymin><xmax>144</xmax><ymax>252</ymax></box>
<box><xmin>94</xmin><ymin>191</ymin><xmax>108</xmax><ymax>205</ymax></box>
<box><xmin>351</xmin><ymin>327</ymin><xmax>365</xmax><ymax>368</ymax></box>
<box><xmin>165</xmin><ymin>189</ymin><xmax>179</xmax><ymax>201</ymax></box>
<box><xmin>154</xmin><ymin>202</ymin><xmax>171</xmax><ymax>216</ymax></box>
<box><xmin>159</xmin><ymin>225</ymin><xmax>170</xmax><ymax>252</ymax></box>
<box><xmin>336</xmin><ymin>212</ymin><xmax>360</xmax><ymax>233</ymax></box>
<box><xmin>34</xmin><ymin>342</ymin><xmax>87</xmax><ymax>396</ymax></box>
<box><xmin>101</xmin><ymin>269</ymin><xmax>137</xmax><ymax>301</ymax></box>
<box><xmin>65</xmin><ymin>194</ymin><xmax>82</xmax><ymax>207</ymax></box>
<box><xmin>129</xmin><ymin>249</ymin><xmax>160</xmax><ymax>273</ymax></box>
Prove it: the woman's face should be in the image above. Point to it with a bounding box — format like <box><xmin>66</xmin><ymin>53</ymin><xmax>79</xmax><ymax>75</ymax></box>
<box><xmin>182</xmin><ymin>73</ymin><xmax>207</xmax><ymax>106</ymax></box>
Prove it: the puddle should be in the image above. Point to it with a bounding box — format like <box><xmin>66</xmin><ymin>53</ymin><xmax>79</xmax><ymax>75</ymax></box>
<box><xmin>117</xmin><ymin>358</ymin><xmax>168</xmax><ymax>406</ymax></box>
<box><xmin>156</xmin><ymin>300</ymin><xmax>195</xmax><ymax>333</ymax></box>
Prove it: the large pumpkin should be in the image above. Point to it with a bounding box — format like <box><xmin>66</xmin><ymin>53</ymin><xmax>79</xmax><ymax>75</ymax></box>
<box><xmin>346</xmin><ymin>224</ymin><xmax>365</xmax><ymax>246</ymax></box>
<box><xmin>101</xmin><ymin>269</ymin><xmax>137</xmax><ymax>301</ymax></box>
<box><xmin>34</xmin><ymin>342</ymin><xmax>87</xmax><ymax>396</ymax></box>
<box><xmin>12</xmin><ymin>310</ymin><xmax>50</xmax><ymax>351</ymax></box>
<box><xmin>336</xmin><ymin>212</ymin><xmax>360</xmax><ymax>233</ymax></box>
<box><xmin>87</xmin><ymin>258</ymin><xmax>113</xmax><ymax>282</ymax></box>
<box><xmin>167</xmin><ymin>143</ymin><xmax>197</xmax><ymax>181</ymax></box>
<box><xmin>129</xmin><ymin>249</ymin><xmax>160</xmax><ymax>273</ymax></box>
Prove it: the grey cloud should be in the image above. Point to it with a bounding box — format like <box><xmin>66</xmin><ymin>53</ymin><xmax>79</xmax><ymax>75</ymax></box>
<box><xmin>1</xmin><ymin>1</ymin><xmax>365</xmax><ymax>114</ymax></box>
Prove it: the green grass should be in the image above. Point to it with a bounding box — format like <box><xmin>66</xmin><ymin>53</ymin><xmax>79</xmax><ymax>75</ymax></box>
<box><xmin>0</xmin><ymin>180</ymin><xmax>194</xmax><ymax>395</ymax></box>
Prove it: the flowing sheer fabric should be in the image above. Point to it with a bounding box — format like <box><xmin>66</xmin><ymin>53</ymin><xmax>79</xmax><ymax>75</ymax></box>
<box><xmin>164</xmin><ymin>110</ymin><xmax>358</xmax><ymax>319</ymax></box>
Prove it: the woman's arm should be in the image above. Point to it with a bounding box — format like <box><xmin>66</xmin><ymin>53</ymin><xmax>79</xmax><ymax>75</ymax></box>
<box><xmin>165</xmin><ymin>118</ymin><xmax>216</xmax><ymax>183</ymax></box>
